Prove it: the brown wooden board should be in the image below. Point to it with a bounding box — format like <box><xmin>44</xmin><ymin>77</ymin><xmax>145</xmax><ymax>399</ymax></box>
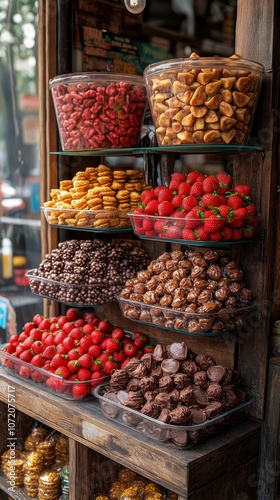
<box><xmin>0</xmin><ymin>372</ymin><xmax>260</xmax><ymax>498</ymax></box>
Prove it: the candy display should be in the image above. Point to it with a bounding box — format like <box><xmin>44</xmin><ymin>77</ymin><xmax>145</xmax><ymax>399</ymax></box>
<box><xmin>93</xmin><ymin>466</ymin><xmax>174</xmax><ymax>500</ymax></box>
<box><xmin>26</xmin><ymin>239</ymin><xmax>150</xmax><ymax>306</ymax></box>
<box><xmin>128</xmin><ymin>171</ymin><xmax>259</xmax><ymax>243</ymax></box>
<box><xmin>49</xmin><ymin>73</ymin><xmax>147</xmax><ymax>150</ymax></box>
<box><xmin>94</xmin><ymin>342</ymin><xmax>252</xmax><ymax>447</ymax></box>
<box><xmin>42</xmin><ymin>164</ymin><xmax>152</xmax><ymax>230</ymax></box>
<box><xmin>1</xmin><ymin>423</ymin><xmax>69</xmax><ymax>499</ymax></box>
<box><xmin>118</xmin><ymin>249</ymin><xmax>254</xmax><ymax>335</ymax></box>
<box><xmin>144</xmin><ymin>53</ymin><xmax>264</xmax><ymax>146</ymax></box>
<box><xmin>0</xmin><ymin>308</ymin><xmax>154</xmax><ymax>399</ymax></box>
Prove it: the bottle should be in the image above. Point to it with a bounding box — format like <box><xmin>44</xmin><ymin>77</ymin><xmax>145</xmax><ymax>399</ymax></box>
<box><xmin>13</xmin><ymin>255</ymin><xmax>28</xmax><ymax>287</ymax></box>
<box><xmin>2</xmin><ymin>237</ymin><xmax>13</xmax><ymax>280</ymax></box>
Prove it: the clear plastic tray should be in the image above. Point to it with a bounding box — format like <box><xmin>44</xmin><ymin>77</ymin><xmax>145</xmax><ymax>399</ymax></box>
<box><xmin>117</xmin><ymin>296</ymin><xmax>256</xmax><ymax>336</ymax></box>
<box><xmin>128</xmin><ymin>213</ymin><xmax>260</xmax><ymax>245</ymax></box>
<box><xmin>93</xmin><ymin>383</ymin><xmax>253</xmax><ymax>448</ymax></box>
<box><xmin>26</xmin><ymin>269</ymin><xmax>124</xmax><ymax>306</ymax></box>
<box><xmin>42</xmin><ymin>206</ymin><xmax>132</xmax><ymax>232</ymax></box>
<box><xmin>0</xmin><ymin>345</ymin><xmax>108</xmax><ymax>400</ymax></box>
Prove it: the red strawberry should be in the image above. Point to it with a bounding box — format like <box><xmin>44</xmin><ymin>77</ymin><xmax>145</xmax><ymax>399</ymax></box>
<box><xmin>19</xmin><ymin>349</ymin><xmax>33</xmax><ymax>362</ymax></box>
<box><xmin>226</xmin><ymin>193</ymin><xmax>244</xmax><ymax>209</ymax></box>
<box><xmin>170</xmin><ymin>172</ymin><xmax>186</xmax><ymax>183</ymax></box>
<box><xmin>74</xmin><ymin>318</ymin><xmax>86</xmax><ymax>328</ymax></box>
<box><xmin>50</xmin><ymin>353</ymin><xmax>68</xmax><ymax>369</ymax></box>
<box><xmin>113</xmin><ymin>350</ymin><xmax>127</xmax><ymax>364</ymax></box>
<box><xmin>78</xmin><ymin>353</ymin><xmax>92</xmax><ymax>368</ymax></box>
<box><xmin>194</xmin><ymin>226</ymin><xmax>210</xmax><ymax>241</ymax></box>
<box><xmin>90</xmin><ymin>370</ymin><xmax>106</xmax><ymax>386</ymax></box>
<box><xmin>178</xmin><ymin>182</ymin><xmax>191</xmax><ymax>196</ymax></box>
<box><xmin>66</xmin><ymin>307</ymin><xmax>80</xmax><ymax>321</ymax></box>
<box><xmin>169</xmin><ymin>173</ymin><xmax>186</xmax><ymax>191</ymax></box>
<box><xmin>184</xmin><ymin>209</ymin><xmax>203</xmax><ymax>229</ymax></box>
<box><xmin>56</xmin><ymin>344</ymin><xmax>68</xmax><ymax>355</ymax></box>
<box><xmin>187</xmin><ymin>171</ymin><xmax>204</xmax><ymax>185</ymax></box>
<box><xmin>15</xmin><ymin>345</ymin><xmax>25</xmax><ymax>357</ymax></box>
<box><xmin>182</xmin><ymin>195</ymin><xmax>198</xmax><ymax>212</ymax></box>
<box><xmin>88</xmin><ymin>344</ymin><xmax>102</xmax><ymax>359</ymax></box>
<box><xmin>30</xmin><ymin>354</ymin><xmax>45</xmax><ymax>368</ymax></box>
<box><xmin>218</xmin><ymin>205</ymin><xmax>232</xmax><ymax>219</ymax></box>
<box><xmin>53</xmin><ymin>331</ymin><xmax>67</xmax><ymax>345</ymax></box>
<box><xmin>202</xmin><ymin>175</ymin><xmax>219</xmax><ymax>193</ymax></box>
<box><xmin>67</xmin><ymin>359</ymin><xmax>80</xmax><ymax>373</ymax></box>
<box><xmin>145</xmin><ymin>199</ymin><xmax>159</xmax><ymax>215</ymax></box>
<box><xmin>133</xmin><ymin>332</ymin><xmax>149</xmax><ymax>348</ymax></box>
<box><xmin>140</xmin><ymin>189</ymin><xmax>156</xmax><ymax>204</ymax></box>
<box><xmin>154</xmin><ymin>219</ymin><xmax>167</xmax><ymax>234</ymax></box>
<box><xmin>232</xmin><ymin>228</ymin><xmax>243</xmax><ymax>240</ymax></box>
<box><xmin>98</xmin><ymin>319</ymin><xmax>112</xmax><ymax>333</ymax></box>
<box><xmin>72</xmin><ymin>383</ymin><xmax>90</xmax><ymax>399</ymax></box>
<box><xmin>4</xmin><ymin>343</ymin><xmax>16</xmax><ymax>355</ymax></box>
<box><xmin>105</xmin><ymin>338</ymin><xmax>121</xmax><ymax>354</ymax></box>
<box><xmin>33</xmin><ymin>314</ymin><xmax>44</xmax><ymax>327</ymax></box>
<box><xmin>123</xmin><ymin>342</ymin><xmax>138</xmax><ymax>358</ymax></box>
<box><xmin>29</xmin><ymin>328</ymin><xmax>42</xmax><ymax>341</ymax></box>
<box><xmin>69</xmin><ymin>327</ymin><xmax>83</xmax><ymax>341</ymax></box>
<box><xmin>79</xmin><ymin>336</ymin><xmax>93</xmax><ymax>352</ymax></box>
<box><xmin>38</xmin><ymin>318</ymin><xmax>51</xmax><ymax>330</ymax></box>
<box><xmin>77</xmin><ymin>368</ymin><xmax>91</xmax><ymax>381</ymax></box>
<box><xmin>18</xmin><ymin>332</ymin><xmax>28</xmax><ymax>343</ymax></box>
<box><xmin>216</xmin><ymin>172</ymin><xmax>233</xmax><ymax>194</ymax></box>
<box><xmin>104</xmin><ymin>358</ymin><xmax>118</xmax><ymax>374</ymax></box>
<box><xmin>229</xmin><ymin>207</ymin><xmax>248</xmax><ymax>228</ymax></box>
<box><xmin>111</xmin><ymin>327</ymin><xmax>125</xmax><ymax>340</ymax></box>
<box><xmin>62</xmin><ymin>336</ymin><xmax>75</xmax><ymax>352</ymax></box>
<box><xmin>182</xmin><ymin>228</ymin><xmax>196</xmax><ymax>240</ymax></box>
<box><xmin>232</xmin><ymin>184</ymin><xmax>251</xmax><ymax>197</ymax></box>
<box><xmin>22</xmin><ymin>337</ymin><xmax>35</xmax><ymax>350</ymax></box>
<box><xmin>68</xmin><ymin>347</ymin><xmax>85</xmax><ymax>361</ymax></box>
<box><xmin>158</xmin><ymin>201</ymin><xmax>174</xmax><ymax>216</ymax></box>
<box><xmin>42</xmin><ymin>345</ymin><xmax>57</xmax><ymax>360</ymax></box>
<box><xmin>200</xmin><ymin>192</ymin><xmax>220</xmax><ymax>208</ymax></box>
<box><xmin>142</xmin><ymin>217</ymin><xmax>154</xmax><ymax>232</ymax></box>
<box><xmin>157</xmin><ymin>187</ymin><xmax>173</xmax><ymax>202</ymax></box>
<box><xmin>83</xmin><ymin>311</ymin><xmax>98</xmax><ymax>322</ymax></box>
<box><xmin>242</xmin><ymin>225</ymin><xmax>255</xmax><ymax>239</ymax></box>
<box><xmin>204</xmin><ymin>214</ymin><xmax>225</xmax><ymax>233</ymax></box>
<box><xmin>31</xmin><ymin>370</ymin><xmax>46</xmax><ymax>383</ymax></box>
<box><xmin>91</xmin><ymin>359</ymin><xmax>105</xmax><ymax>372</ymax></box>
<box><xmin>57</xmin><ymin>316</ymin><xmax>68</xmax><ymax>328</ymax></box>
<box><xmin>165</xmin><ymin>225</ymin><xmax>181</xmax><ymax>239</ymax></box>
<box><xmin>172</xmin><ymin>194</ymin><xmax>184</xmax><ymax>209</ymax></box>
<box><xmin>246</xmin><ymin>204</ymin><xmax>257</xmax><ymax>217</ymax></box>
<box><xmin>55</xmin><ymin>366</ymin><xmax>70</xmax><ymax>378</ymax></box>
<box><xmin>19</xmin><ymin>365</ymin><xmax>31</xmax><ymax>378</ymax></box>
<box><xmin>190</xmin><ymin>181</ymin><xmax>204</xmax><ymax>197</ymax></box>
<box><xmin>222</xmin><ymin>226</ymin><xmax>233</xmax><ymax>241</ymax></box>
<box><xmin>91</xmin><ymin>329</ymin><xmax>106</xmax><ymax>344</ymax></box>
<box><xmin>62</xmin><ymin>322</ymin><xmax>75</xmax><ymax>335</ymax></box>
<box><xmin>143</xmin><ymin>343</ymin><xmax>155</xmax><ymax>354</ymax></box>
<box><xmin>23</xmin><ymin>322</ymin><xmax>35</xmax><ymax>334</ymax></box>
<box><xmin>96</xmin><ymin>352</ymin><xmax>110</xmax><ymax>364</ymax></box>
<box><xmin>145</xmin><ymin>229</ymin><xmax>157</xmax><ymax>237</ymax></box>
<box><xmin>210</xmin><ymin>231</ymin><xmax>223</xmax><ymax>241</ymax></box>
<box><xmin>46</xmin><ymin>376</ymin><xmax>65</xmax><ymax>393</ymax></box>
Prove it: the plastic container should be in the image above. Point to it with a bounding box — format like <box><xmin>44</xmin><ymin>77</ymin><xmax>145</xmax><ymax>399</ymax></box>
<box><xmin>49</xmin><ymin>73</ymin><xmax>147</xmax><ymax>151</ymax></box>
<box><xmin>143</xmin><ymin>54</ymin><xmax>264</xmax><ymax>146</ymax></box>
<box><xmin>117</xmin><ymin>296</ymin><xmax>256</xmax><ymax>336</ymax></box>
<box><xmin>94</xmin><ymin>383</ymin><xmax>253</xmax><ymax>448</ymax></box>
<box><xmin>42</xmin><ymin>206</ymin><xmax>132</xmax><ymax>232</ymax></box>
<box><xmin>127</xmin><ymin>212</ymin><xmax>259</xmax><ymax>244</ymax></box>
<box><xmin>0</xmin><ymin>345</ymin><xmax>109</xmax><ymax>400</ymax></box>
<box><xmin>26</xmin><ymin>269</ymin><xmax>124</xmax><ymax>306</ymax></box>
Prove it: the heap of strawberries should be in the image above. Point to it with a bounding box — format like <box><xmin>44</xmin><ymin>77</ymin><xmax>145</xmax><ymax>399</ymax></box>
<box><xmin>1</xmin><ymin>308</ymin><xmax>154</xmax><ymax>399</ymax></box>
<box><xmin>131</xmin><ymin>171</ymin><xmax>258</xmax><ymax>242</ymax></box>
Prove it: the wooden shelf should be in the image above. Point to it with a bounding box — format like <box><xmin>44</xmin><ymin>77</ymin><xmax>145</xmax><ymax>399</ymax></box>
<box><xmin>0</xmin><ymin>370</ymin><xmax>260</xmax><ymax>499</ymax></box>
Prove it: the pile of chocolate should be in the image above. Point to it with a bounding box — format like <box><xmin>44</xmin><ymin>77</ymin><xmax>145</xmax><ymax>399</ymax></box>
<box><xmin>119</xmin><ymin>249</ymin><xmax>254</xmax><ymax>334</ymax></box>
<box><xmin>29</xmin><ymin>239</ymin><xmax>150</xmax><ymax>305</ymax></box>
<box><xmin>100</xmin><ymin>341</ymin><xmax>249</xmax><ymax>447</ymax></box>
